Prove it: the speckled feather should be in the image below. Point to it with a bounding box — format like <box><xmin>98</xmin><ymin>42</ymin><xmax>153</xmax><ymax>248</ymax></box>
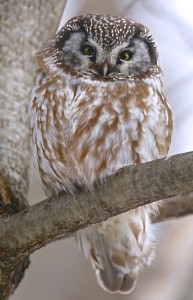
<box><xmin>29</xmin><ymin>14</ymin><xmax>173</xmax><ymax>294</ymax></box>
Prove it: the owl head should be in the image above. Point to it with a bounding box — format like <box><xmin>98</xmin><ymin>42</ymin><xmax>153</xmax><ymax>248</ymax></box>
<box><xmin>37</xmin><ymin>14</ymin><xmax>161</xmax><ymax>80</ymax></box>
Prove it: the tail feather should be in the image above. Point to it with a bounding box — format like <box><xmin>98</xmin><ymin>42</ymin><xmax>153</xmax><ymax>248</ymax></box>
<box><xmin>75</xmin><ymin>206</ymin><xmax>156</xmax><ymax>294</ymax></box>
<box><xmin>96</xmin><ymin>268</ymin><xmax>138</xmax><ymax>294</ymax></box>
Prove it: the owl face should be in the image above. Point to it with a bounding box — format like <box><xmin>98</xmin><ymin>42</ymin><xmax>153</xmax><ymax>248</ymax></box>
<box><xmin>61</xmin><ymin>31</ymin><xmax>152</xmax><ymax>78</ymax></box>
<box><xmin>49</xmin><ymin>14</ymin><xmax>159</xmax><ymax>80</ymax></box>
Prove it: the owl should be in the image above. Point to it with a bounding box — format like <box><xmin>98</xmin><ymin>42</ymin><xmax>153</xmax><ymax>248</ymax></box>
<box><xmin>29</xmin><ymin>14</ymin><xmax>173</xmax><ymax>294</ymax></box>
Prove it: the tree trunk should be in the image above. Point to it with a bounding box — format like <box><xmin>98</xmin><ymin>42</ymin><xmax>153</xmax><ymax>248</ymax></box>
<box><xmin>0</xmin><ymin>0</ymin><xmax>66</xmax><ymax>298</ymax></box>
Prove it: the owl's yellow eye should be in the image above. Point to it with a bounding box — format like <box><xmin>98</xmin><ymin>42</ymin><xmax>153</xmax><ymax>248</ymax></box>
<box><xmin>118</xmin><ymin>50</ymin><xmax>131</xmax><ymax>62</ymax></box>
<box><xmin>82</xmin><ymin>45</ymin><xmax>96</xmax><ymax>57</ymax></box>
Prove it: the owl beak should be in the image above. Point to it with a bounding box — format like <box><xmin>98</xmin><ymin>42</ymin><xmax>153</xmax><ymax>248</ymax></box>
<box><xmin>102</xmin><ymin>63</ymin><xmax>109</xmax><ymax>77</ymax></box>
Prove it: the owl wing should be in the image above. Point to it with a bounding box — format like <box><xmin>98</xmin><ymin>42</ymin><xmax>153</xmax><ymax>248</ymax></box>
<box><xmin>29</xmin><ymin>71</ymin><xmax>77</xmax><ymax>195</ymax></box>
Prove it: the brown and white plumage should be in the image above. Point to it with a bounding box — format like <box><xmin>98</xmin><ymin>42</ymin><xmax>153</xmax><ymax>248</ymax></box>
<box><xmin>29</xmin><ymin>14</ymin><xmax>173</xmax><ymax>293</ymax></box>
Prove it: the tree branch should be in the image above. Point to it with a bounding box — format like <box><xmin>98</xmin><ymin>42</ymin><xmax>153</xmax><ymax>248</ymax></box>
<box><xmin>0</xmin><ymin>151</ymin><xmax>192</xmax><ymax>256</ymax></box>
<box><xmin>155</xmin><ymin>192</ymin><xmax>193</xmax><ymax>222</ymax></box>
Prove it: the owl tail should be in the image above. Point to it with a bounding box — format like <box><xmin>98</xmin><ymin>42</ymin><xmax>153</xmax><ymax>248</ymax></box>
<box><xmin>95</xmin><ymin>255</ymin><xmax>138</xmax><ymax>294</ymax></box>
<box><xmin>75</xmin><ymin>205</ymin><xmax>156</xmax><ymax>294</ymax></box>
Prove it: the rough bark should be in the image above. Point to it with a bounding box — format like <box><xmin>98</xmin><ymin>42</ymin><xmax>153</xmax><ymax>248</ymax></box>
<box><xmin>0</xmin><ymin>152</ymin><xmax>192</xmax><ymax>256</ymax></box>
<box><xmin>155</xmin><ymin>192</ymin><xmax>193</xmax><ymax>222</ymax></box>
<box><xmin>0</xmin><ymin>0</ymin><xmax>66</xmax><ymax>299</ymax></box>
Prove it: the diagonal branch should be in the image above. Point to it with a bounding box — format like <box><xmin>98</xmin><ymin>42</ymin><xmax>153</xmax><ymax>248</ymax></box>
<box><xmin>0</xmin><ymin>151</ymin><xmax>193</xmax><ymax>255</ymax></box>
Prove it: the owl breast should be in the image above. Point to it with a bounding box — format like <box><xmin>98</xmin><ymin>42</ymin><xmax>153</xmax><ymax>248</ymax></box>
<box><xmin>30</xmin><ymin>73</ymin><xmax>171</xmax><ymax>195</ymax></box>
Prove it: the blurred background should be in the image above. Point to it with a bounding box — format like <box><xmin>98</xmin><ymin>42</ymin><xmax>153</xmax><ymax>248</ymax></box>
<box><xmin>11</xmin><ymin>0</ymin><xmax>193</xmax><ymax>299</ymax></box>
